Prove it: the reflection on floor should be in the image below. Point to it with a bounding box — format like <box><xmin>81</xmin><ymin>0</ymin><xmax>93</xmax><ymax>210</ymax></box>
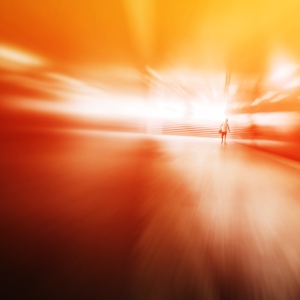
<box><xmin>1</xmin><ymin>129</ymin><xmax>300</xmax><ymax>300</ymax></box>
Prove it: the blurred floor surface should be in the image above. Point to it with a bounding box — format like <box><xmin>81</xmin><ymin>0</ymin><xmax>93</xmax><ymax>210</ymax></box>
<box><xmin>1</xmin><ymin>129</ymin><xmax>300</xmax><ymax>300</ymax></box>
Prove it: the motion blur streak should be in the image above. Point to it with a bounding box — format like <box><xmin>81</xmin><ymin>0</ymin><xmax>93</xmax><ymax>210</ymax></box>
<box><xmin>1</xmin><ymin>0</ymin><xmax>300</xmax><ymax>300</ymax></box>
<box><xmin>0</xmin><ymin>44</ymin><xmax>45</xmax><ymax>70</ymax></box>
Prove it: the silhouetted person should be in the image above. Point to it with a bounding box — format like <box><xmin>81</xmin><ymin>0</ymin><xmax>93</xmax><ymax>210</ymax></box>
<box><xmin>220</xmin><ymin>119</ymin><xmax>230</xmax><ymax>144</ymax></box>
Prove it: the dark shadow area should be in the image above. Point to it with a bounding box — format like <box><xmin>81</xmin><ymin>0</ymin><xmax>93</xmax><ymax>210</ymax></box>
<box><xmin>0</xmin><ymin>130</ymin><xmax>164</xmax><ymax>299</ymax></box>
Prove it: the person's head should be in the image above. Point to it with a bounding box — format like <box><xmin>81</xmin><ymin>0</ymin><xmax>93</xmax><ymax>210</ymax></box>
<box><xmin>225</xmin><ymin>118</ymin><xmax>228</xmax><ymax>123</ymax></box>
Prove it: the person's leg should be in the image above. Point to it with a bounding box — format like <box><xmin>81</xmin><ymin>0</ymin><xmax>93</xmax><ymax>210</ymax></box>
<box><xmin>221</xmin><ymin>132</ymin><xmax>223</xmax><ymax>143</ymax></box>
<box><xmin>224</xmin><ymin>132</ymin><xmax>227</xmax><ymax>144</ymax></box>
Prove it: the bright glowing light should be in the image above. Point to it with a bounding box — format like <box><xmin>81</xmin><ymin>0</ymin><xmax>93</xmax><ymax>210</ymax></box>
<box><xmin>192</xmin><ymin>103</ymin><xmax>225</xmax><ymax>121</ymax></box>
<box><xmin>284</xmin><ymin>77</ymin><xmax>300</xmax><ymax>89</ymax></box>
<box><xmin>245</xmin><ymin>112</ymin><xmax>299</xmax><ymax>129</ymax></box>
<box><xmin>0</xmin><ymin>45</ymin><xmax>45</xmax><ymax>69</ymax></box>
<box><xmin>270</xmin><ymin>64</ymin><xmax>298</xmax><ymax>82</ymax></box>
<box><xmin>6</xmin><ymin>93</ymin><xmax>150</xmax><ymax>121</ymax></box>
